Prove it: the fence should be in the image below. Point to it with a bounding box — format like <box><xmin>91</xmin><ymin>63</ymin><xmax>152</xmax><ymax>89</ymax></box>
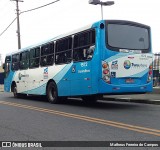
<box><xmin>153</xmin><ymin>53</ymin><xmax>160</xmax><ymax>86</ymax></box>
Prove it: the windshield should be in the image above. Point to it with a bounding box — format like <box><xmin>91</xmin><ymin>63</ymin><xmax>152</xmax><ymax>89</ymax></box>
<box><xmin>106</xmin><ymin>21</ymin><xmax>150</xmax><ymax>52</ymax></box>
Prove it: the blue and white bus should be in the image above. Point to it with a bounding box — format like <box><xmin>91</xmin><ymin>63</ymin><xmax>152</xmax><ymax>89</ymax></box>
<box><xmin>3</xmin><ymin>20</ymin><xmax>153</xmax><ymax>103</ymax></box>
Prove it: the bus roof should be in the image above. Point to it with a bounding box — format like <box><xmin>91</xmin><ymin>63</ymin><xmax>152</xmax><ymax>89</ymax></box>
<box><xmin>6</xmin><ymin>19</ymin><xmax>150</xmax><ymax>56</ymax></box>
<box><xmin>5</xmin><ymin>21</ymin><xmax>96</xmax><ymax>56</ymax></box>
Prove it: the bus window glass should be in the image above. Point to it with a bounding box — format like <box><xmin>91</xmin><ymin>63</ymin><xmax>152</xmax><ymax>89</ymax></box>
<box><xmin>41</xmin><ymin>42</ymin><xmax>54</xmax><ymax>66</ymax></box>
<box><xmin>12</xmin><ymin>53</ymin><xmax>19</xmax><ymax>71</ymax></box>
<box><xmin>107</xmin><ymin>23</ymin><xmax>149</xmax><ymax>51</ymax></box>
<box><xmin>41</xmin><ymin>44</ymin><xmax>49</xmax><ymax>56</ymax></box>
<box><xmin>35</xmin><ymin>47</ymin><xmax>40</xmax><ymax>57</ymax></box>
<box><xmin>55</xmin><ymin>37</ymin><xmax>72</xmax><ymax>64</ymax></box>
<box><xmin>73</xmin><ymin>29</ymin><xmax>95</xmax><ymax>61</ymax></box>
<box><xmin>20</xmin><ymin>51</ymin><xmax>29</xmax><ymax>70</ymax></box>
<box><xmin>29</xmin><ymin>47</ymin><xmax>40</xmax><ymax>68</ymax></box>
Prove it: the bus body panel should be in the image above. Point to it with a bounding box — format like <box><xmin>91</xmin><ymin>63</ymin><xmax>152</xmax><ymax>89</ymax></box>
<box><xmin>99</xmin><ymin>52</ymin><xmax>153</xmax><ymax>94</ymax></box>
<box><xmin>70</xmin><ymin>61</ymin><xmax>92</xmax><ymax>96</ymax></box>
<box><xmin>97</xmin><ymin>20</ymin><xmax>153</xmax><ymax>94</ymax></box>
<box><xmin>105</xmin><ymin>53</ymin><xmax>152</xmax><ymax>77</ymax></box>
<box><xmin>10</xmin><ymin>64</ymin><xmax>72</xmax><ymax>95</ymax></box>
<box><xmin>4</xmin><ymin>71</ymin><xmax>15</xmax><ymax>92</ymax></box>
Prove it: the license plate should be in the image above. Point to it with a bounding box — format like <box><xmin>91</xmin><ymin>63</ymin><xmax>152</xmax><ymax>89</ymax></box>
<box><xmin>126</xmin><ymin>78</ymin><xmax>134</xmax><ymax>83</ymax></box>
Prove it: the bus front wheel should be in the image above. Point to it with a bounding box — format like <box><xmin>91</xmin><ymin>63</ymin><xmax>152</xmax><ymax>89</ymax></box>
<box><xmin>13</xmin><ymin>85</ymin><xmax>19</xmax><ymax>98</ymax></box>
<box><xmin>47</xmin><ymin>82</ymin><xmax>59</xmax><ymax>104</ymax></box>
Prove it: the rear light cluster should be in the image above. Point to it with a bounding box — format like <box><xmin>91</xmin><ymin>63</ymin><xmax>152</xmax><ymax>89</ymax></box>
<box><xmin>147</xmin><ymin>64</ymin><xmax>152</xmax><ymax>82</ymax></box>
<box><xmin>102</xmin><ymin>61</ymin><xmax>110</xmax><ymax>83</ymax></box>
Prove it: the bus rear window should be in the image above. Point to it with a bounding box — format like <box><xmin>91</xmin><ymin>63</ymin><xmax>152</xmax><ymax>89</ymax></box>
<box><xmin>107</xmin><ymin>23</ymin><xmax>150</xmax><ymax>52</ymax></box>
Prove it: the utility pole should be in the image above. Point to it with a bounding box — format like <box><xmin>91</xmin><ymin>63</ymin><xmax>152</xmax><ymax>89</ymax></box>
<box><xmin>11</xmin><ymin>0</ymin><xmax>23</xmax><ymax>50</ymax></box>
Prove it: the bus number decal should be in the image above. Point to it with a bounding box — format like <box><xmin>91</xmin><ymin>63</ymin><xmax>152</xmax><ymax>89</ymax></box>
<box><xmin>81</xmin><ymin>62</ymin><xmax>88</xmax><ymax>67</ymax></box>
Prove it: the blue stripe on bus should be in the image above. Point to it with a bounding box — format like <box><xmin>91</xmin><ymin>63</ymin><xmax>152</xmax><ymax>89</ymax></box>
<box><xmin>54</xmin><ymin>63</ymin><xmax>73</xmax><ymax>83</ymax></box>
<box><xmin>25</xmin><ymin>63</ymin><xmax>73</xmax><ymax>95</ymax></box>
<box><xmin>4</xmin><ymin>71</ymin><xmax>15</xmax><ymax>92</ymax></box>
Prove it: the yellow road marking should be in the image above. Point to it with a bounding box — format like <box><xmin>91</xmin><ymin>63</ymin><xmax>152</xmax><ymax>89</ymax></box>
<box><xmin>0</xmin><ymin>100</ymin><xmax>160</xmax><ymax>137</ymax></box>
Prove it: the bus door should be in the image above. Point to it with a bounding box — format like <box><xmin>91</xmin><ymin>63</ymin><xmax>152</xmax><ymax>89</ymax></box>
<box><xmin>70</xmin><ymin>61</ymin><xmax>92</xmax><ymax>96</ymax></box>
<box><xmin>3</xmin><ymin>56</ymin><xmax>12</xmax><ymax>92</ymax></box>
<box><xmin>70</xmin><ymin>29</ymin><xmax>95</xmax><ymax>96</ymax></box>
<box><xmin>17</xmin><ymin>51</ymin><xmax>29</xmax><ymax>94</ymax></box>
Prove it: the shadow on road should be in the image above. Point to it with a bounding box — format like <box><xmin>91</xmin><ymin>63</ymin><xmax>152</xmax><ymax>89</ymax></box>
<box><xmin>7</xmin><ymin>94</ymin><xmax>140</xmax><ymax>110</ymax></box>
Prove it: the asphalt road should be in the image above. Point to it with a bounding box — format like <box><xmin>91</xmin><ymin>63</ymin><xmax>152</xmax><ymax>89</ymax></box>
<box><xmin>0</xmin><ymin>92</ymin><xmax>160</xmax><ymax>150</ymax></box>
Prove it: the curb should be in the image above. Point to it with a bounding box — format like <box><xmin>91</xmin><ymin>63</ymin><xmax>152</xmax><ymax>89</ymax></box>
<box><xmin>103</xmin><ymin>97</ymin><xmax>160</xmax><ymax>105</ymax></box>
<box><xmin>102</xmin><ymin>87</ymin><xmax>160</xmax><ymax>105</ymax></box>
<box><xmin>152</xmin><ymin>88</ymin><xmax>160</xmax><ymax>94</ymax></box>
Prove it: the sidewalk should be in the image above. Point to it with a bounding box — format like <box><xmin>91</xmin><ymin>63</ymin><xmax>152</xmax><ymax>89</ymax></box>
<box><xmin>0</xmin><ymin>84</ymin><xmax>3</xmax><ymax>92</ymax></box>
<box><xmin>151</xmin><ymin>86</ymin><xmax>160</xmax><ymax>94</ymax></box>
<box><xmin>103</xmin><ymin>87</ymin><xmax>160</xmax><ymax>105</ymax></box>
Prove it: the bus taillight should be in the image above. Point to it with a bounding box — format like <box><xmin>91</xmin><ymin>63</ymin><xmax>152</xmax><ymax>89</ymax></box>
<box><xmin>147</xmin><ymin>64</ymin><xmax>153</xmax><ymax>82</ymax></box>
<box><xmin>149</xmin><ymin>65</ymin><xmax>152</xmax><ymax>69</ymax></box>
<box><xmin>102</xmin><ymin>63</ymin><xmax>109</xmax><ymax>69</ymax></box>
<box><xmin>102</xmin><ymin>62</ymin><xmax>110</xmax><ymax>83</ymax></box>
<box><xmin>103</xmin><ymin>69</ymin><xmax>109</xmax><ymax>75</ymax></box>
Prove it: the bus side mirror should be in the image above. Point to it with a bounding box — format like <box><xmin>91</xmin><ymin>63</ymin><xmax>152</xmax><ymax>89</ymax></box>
<box><xmin>83</xmin><ymin>46</ymin><xmax>95</xmax><ymax>60</ymax></box>
<box><xmin>87</xmin><ymin>45</ymin><xmax>95</xmax><ymax>59</ymax></box>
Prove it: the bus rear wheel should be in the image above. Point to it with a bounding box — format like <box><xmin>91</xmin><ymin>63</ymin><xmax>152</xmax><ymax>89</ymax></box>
<box><xmin>47</xmin><ymin>82</ymin><xmax>59</xmax><ymax>104</ymax></box>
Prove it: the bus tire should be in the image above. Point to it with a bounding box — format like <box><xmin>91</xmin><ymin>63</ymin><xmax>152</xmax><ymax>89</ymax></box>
<box><xmin>13</xmin><ymin>85</ymin><xmax>19</xmax><ymax>98</ymax></box>
<box><xmin>47</xmin><ymin>82</ymin><xmax>59</xmax><ymax>104</ymax></box>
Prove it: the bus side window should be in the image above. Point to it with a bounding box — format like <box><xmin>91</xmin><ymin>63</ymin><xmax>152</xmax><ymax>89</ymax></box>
<box><xmin>55</xmin><ymin>37</ymin><xmax>72</xmax><ymax>65</ymax></box>
<box><xmin>40</xmin><ymin>42</ymin><xmax>54</xmax><ymax>66</ymax></box>
<box><xmin>20</xmin><ymin>51</ymin><xmax>29</xmax><ymax>70</ymax></box>
<box><xmin>29</xmin><ymin>47</ymin><xmax>40</xmax><ymax>68</ymax></box>
<box><xmin>73</xmin><ymin>29</ymin><xmax>95</xmax><ymax>62</ymax></box>
<box><xmin>12</xmin><ymin>53</ymin><xmax>19</xmax><ymax>71</ymax></box>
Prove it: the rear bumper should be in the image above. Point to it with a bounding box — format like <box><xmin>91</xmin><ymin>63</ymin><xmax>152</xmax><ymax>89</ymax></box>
<box><xmin>98</xmin><ymin>79</ymin><xmax>153</xmax><ymax>94</ymax></box>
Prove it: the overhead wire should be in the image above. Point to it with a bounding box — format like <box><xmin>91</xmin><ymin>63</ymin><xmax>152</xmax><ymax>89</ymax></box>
<box><xmin>0</xmin><ymin>17</ymin><xmax>17</xmax><ymax>37</ymax></box>
<box><xmin>0</xmin><ymin>0</ymin><xmax>60</xmax><ymax>37</ymax></box>
<box><xmin>20</xmin><ymin>0</ymin><xmax>60</xmax><ymax>14</ymax></box>
<box><xmin>0</xmin><ymin>0</ymin><xmax>16</xmax><ymax>36</ymax></box>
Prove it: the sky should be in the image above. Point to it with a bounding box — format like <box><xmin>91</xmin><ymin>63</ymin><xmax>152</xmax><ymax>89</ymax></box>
<box><xmin>0</xmin><ymin>0</ymin><xmax>160</xmax><ymax>63</ymax></box>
